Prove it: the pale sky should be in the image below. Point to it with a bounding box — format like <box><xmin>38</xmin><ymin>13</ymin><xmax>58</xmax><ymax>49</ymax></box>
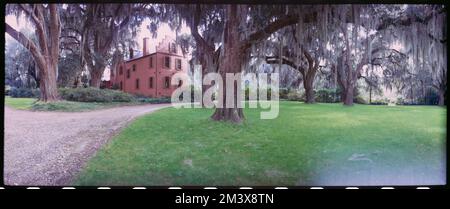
<box><xmin>5</xmin><ymin>14</ymin><xmax>31</xmax><ymax>43</ymax></box>
<box><xmin>136</xmin><ymin>18</ymin><xmax>191</xmax><ymax>54</ymax></box>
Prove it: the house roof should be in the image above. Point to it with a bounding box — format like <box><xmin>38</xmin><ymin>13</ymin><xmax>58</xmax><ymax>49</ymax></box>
<box><xmin>124</xmin><ymin>51</ymin><xmax>184</xmax><ymax>63</ymax></box>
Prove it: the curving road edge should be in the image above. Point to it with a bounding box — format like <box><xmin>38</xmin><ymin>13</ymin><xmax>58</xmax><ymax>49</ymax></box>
<box><xmin>4</xmin><ymin>103</ymin><xmax>171</xmax><ymax>186</ymax></box>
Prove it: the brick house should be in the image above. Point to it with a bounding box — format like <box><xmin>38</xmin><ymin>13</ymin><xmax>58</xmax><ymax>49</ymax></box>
<box><xmin>110</xmin><ymin>36</ymin><xmax>188</xmax><ymax>98</ymax></box>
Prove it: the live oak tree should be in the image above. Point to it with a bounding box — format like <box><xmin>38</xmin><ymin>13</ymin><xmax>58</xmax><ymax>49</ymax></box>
<box><xmin>161</xmin><ymin>4</ymin><xmax>224</xmax><ymax>106</ymax></box>
<box><xmin>82</xmin><ymin>4</ymin><xmax>147</xmax><ymax>87</ymax></box>
<box><xmin>210</xmin><ymin>5</ymin><xmax>303</xmax><ymax>123</ymax></box>
<box><xmin>325</xmin><ymin>5</ymin><xmax>413</xmax><ymax>105</ymax></box>
<box><xmin>61</xmin><ymin>4</ymin><xmax>149</xmax><ymax>88</ymax></box>
<box><xmin>5</xmin><ymin>4</ymin><xmax>61</xmax><ymax>101</ymax></box>
<box><xmin>263</xmin><ymin>7</ymin><xmax>330</xmax><ymax>104</ymax></box>
<box><xmin>164</xmin><ymin>4</ymin><xmax>302</xmax><ymax>122</ymax></box>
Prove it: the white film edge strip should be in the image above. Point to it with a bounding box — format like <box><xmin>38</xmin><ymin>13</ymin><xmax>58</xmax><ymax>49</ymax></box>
<box><xmin>0</xmin><ymin>186</ymin><xmax>434</xmax><ymax>189</ymax></box>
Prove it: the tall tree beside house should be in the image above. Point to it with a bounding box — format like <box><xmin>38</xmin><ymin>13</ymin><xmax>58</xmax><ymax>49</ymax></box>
<box><xmin>160</xmin><ymin>4</ymin><xmax>224</xmax><ymax>106</ymax></box>
<box><xmin>5</xmin><ymin>4</ymin><xmax>61</xmax><ymax>101</ymax></box>
<box><xmin>61</xmin><ymin>4</ymin><xmax>150</xmax><ymax>88</ymax></box>
<box><xmin>82</xmin><ymin>4</ymin><xmax>146</xmax><ymax>88</ymax></box>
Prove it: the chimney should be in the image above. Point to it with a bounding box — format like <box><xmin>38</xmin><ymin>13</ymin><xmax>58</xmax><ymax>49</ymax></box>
<box><xmin>143</xmin><ymin>37</ymin><xmax>149</xmax><ymax>56</ymax></box>
<box><xmin>129</xmin><ymin>47</ymin><xmax>134</xmax><ymax>59</ymax></box>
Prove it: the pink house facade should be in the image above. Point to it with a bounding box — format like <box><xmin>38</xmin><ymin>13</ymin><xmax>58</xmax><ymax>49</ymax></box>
<box><xmin>110</xmin><ymin>37</ymin><xmax>188</xmax><ymax>98</ymax></box>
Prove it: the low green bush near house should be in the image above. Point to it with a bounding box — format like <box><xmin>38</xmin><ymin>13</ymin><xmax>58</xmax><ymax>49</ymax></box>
<box><xmin>31</xmin><ymin>100</ymin><xmax>127</xmax><ymax>112</ymax></box>
<box><xmin>58</xmin><ymin>87</ymin><xmax>135</xmax><ymax>103</ymax></box>
<box><xmin>135</xmin><ymin>96</ymin><xmax>171</xmax><ymax>104</ymax></box>
<box><xmin>9</xmin><ymin>87</ymin><xmax>40</xmax><ymax>98</ymax></box>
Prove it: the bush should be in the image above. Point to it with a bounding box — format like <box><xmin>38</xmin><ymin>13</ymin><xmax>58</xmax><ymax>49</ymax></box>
<box><xmin>279</xmin><ymin>88</ymin><xmax>289</xmax><ymax>100</ymax></box>
<box><xmin>315</xmin><ymin>88</ymin><xmax>340</xmax><ymax>103</ymax></box>
<box><xmin>244</xmin><ymin>87</ymin><xmax>273</xmax><ymax>100</ymax></box>
<box><xmin>111</xmin><ymin>83</ymin><xmax>120</xmax><ymax>90</ymax></box>
<box><xmin>354</xmin><ymin>95</ymin><xmax>368</xmax><ymax>104</ymax></box>
<box><xmin>287</xmin><ymin>91</ymin><xmax>303</xmax><ymax>101</ymax></box>
<box><xmin>5</xmin><ymin>85</ymin><xmax>11</xmax><ymax>95</ymax></box>
<box><xmin>9</xmin><ymin>87</ymin><xmax>40</xmax><ymax>98</ymax></box>
<box><xmin>370</xmin><ymin>99</ymin><xmax>388</xmax><ymax>105</ymax></box>
<box><xmin>135</xmin><ymin>97</ymin><xmax>171</xmax><ymax>104</ymax></box>
<box><xmin>58</xmin><ymin>87</ymin><xmax>135</xmax><ymax>102</ymax></box>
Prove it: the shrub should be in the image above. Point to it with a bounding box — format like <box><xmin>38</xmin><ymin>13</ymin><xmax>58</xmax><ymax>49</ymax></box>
<box><xmin>111</xmin><ymin>83</ymin><xmax>120</xmax><ymax>90</ymax></box>
<box><xmin>9</xmin><ymin>87</ymin><xmax>40</xmax><ymax>98</ymax></box>
<box><xmin>370</xmin><ymin>99</ymin><xmax>388</xmax><ymax>105</ymax></box>
<box><xmin>135</xmin><ymin>97</ymin><xmax>171</xmax><ymax>104</ymax></box>
<box><xmin>58</xmin><ymin>87</ymin><xmax>135</xmax><ymax>102</ymax></box>
<box><xmin>279</xmin><ymin>88</ymin><xmax>289</xmax><ymax>100</ymax></box>
<box><xmin>244</xmin><ymin>87</ymin><xmax>273</xmax><ymax>100</ymax></box>
<box><xmin>5</xmin><ymin>85</ymin><xmax>11</xmax><ymax>95</ymax></box>
<box><xmin>287</xmin><ymin>91</ymin><xmax>303</xmax><ymax>101</ymax></box>
<box><xmin>315</xmin><ymin>88</ymin><xmax>340</xmax><ymax>103</ymax></box>
<box><xmin>354</xmin><ymin>95</ymin><xmax>368</xmax><ymax>104</ymax></box>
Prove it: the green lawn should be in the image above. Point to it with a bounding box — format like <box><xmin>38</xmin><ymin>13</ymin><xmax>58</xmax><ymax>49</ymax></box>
<box><xmin>4</xmin><ymin>96</ymin><xmax>37</xmax><ymax>110</ymax></box>
<box><xmin>4</xmin><ymin>96</ymin><xmax>138</xmax><ymax>112</ymax></box>
<box><xmin>74</xmin><ymin>102</ymin><xmax>446</xmax><ymax>186</ymax></box>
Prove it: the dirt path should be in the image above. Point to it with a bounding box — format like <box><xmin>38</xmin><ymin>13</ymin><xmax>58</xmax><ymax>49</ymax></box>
<box><xmin>4</xmin><ymin>103</ymin><xmax>171</xmax><ymax>186</ymax></box>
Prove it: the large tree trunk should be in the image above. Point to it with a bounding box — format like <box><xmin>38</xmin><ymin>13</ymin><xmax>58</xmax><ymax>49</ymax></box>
<box><xmin>301</xmin><ymin>51</ymin><xmax>318</xmax><ymax>104</ymax></box>
<box><xmin>5</xmin><ymin>4</ymin><xmax>61</xmax><ymax>102</ymax></box>
<box><xmin>200</xmin><ymin>57</ymin><xmax>211</xmax><ymax>107</ymax></box>
<box><xmin>438</xmin><ymin>90</ymin><xmax>445</xmax><ymax>106</ymax></box>
<box><xmin>89</xmin><ymin>67</ymin><xmax>104</xmax><ymax>88</ymax></box>
<box><xmin>211</xmin><ymin>5</ymin><xmax>244</xmax><ymax>123</ymax></box>
<box><xmin>304</xmin><ymin>80</ymin><xmax>315</xmax><ymax>104</ymax></box>
<box><xmin>343</xmin><ymin>83</ymin><xmax>354</xmax><ymax>106</ymax></box>
<box><xmin>39</xmin><ymin>62</ymin><xmax>59</xmax><ymax>101</ymax></box>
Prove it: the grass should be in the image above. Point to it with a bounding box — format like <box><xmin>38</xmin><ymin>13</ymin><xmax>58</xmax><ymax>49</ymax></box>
<box><xmin>4</xmin><ymin>96</ymin><xmax>142</xmax><ymax>112</ymax></box>
<box><xmin>31</xmin><ymin>100</ymin><xmax>136</xmax><ymax>112</ymax></box>
<box><xmin>4</xmin><ymin>96</ymin><xmax>36</xmax><ymax>110</ymax></box>
<box><xmin>74</xmin><ymin>102</ymin><xmax>447</xmax><ymax>186</ymax></box>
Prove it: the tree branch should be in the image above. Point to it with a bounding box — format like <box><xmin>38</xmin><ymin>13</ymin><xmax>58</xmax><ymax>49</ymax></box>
<box><xmin>191</xmin><ymin>4</ymin><xmax>215</xmax><ymax>53</ymax></box>
<box><xmin>241</xmin><ymin>15</ymin><xmax>298</xmax><ymax>51</ymax></box>
<box><xmin>5</xmin><ymin>22</ymin><xmax>46</xmax><ymax>72</ymax></box>
<box><xmin>265</xmin><ymin>55</ymin><xmax>306</xmax><ymax>76</ymax></box>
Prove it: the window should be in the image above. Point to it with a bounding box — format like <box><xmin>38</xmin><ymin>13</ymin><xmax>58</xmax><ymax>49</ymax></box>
<box><xmin>164</xmin><ymin>56</ymin><xmax>171</xmax><ymax>68</ymax></box>
<box><xmin>132</xmin><ymin>64</ymin><xmax>136</xmax><ymax>72</ymax></box>
<box><xmin>178</xmin><ymin>80</ymin><xmax>182</xmax><ymax>87</ymax></box>
<box><xmin>120</xmin><ymin>81</ymin><xmax>123</xmax><ymax>90</ymax></box>
<box><xmin>126</xmin><ymin>69</ymin><xmax>130</xmax><ymax>78</ymax></box>
<box><xmin>149</xmin><ymin>77</ymin><xmax>154</xmax><ymax>89</ymax></box>
<box><xmin>164</xmin><ymin>77</ymin><xmax>170</xmax><ymax>88</ymax></box>
<box><xmin>136</xmin><ymin>79</ymin><xmax>140</xmax><ymax>89</ymax></box>
<box><xmin>170</xmin><ymin>43</ymin><xmax>177</xmax><ymax>54</ymax></box>
<box><xmin>176</xmin><ymin>59</ymin><xmax>182</xmax><ymax>70</ymax></box>
<box><xmin>119</xmin><ymin>66</ymin><xmax>123</xmax><ymax>75</ymax></box>
<box><xmin>149</xmin><ymin>57</ymin><xmax>153</xmax><ymax>68</ymax></box>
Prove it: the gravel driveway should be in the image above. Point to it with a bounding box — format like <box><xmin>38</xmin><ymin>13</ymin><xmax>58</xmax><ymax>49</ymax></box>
<box><xmin>4</xmin><ymin>104</ymin><xmax>171</xmax><ymax>186</ymax></box>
